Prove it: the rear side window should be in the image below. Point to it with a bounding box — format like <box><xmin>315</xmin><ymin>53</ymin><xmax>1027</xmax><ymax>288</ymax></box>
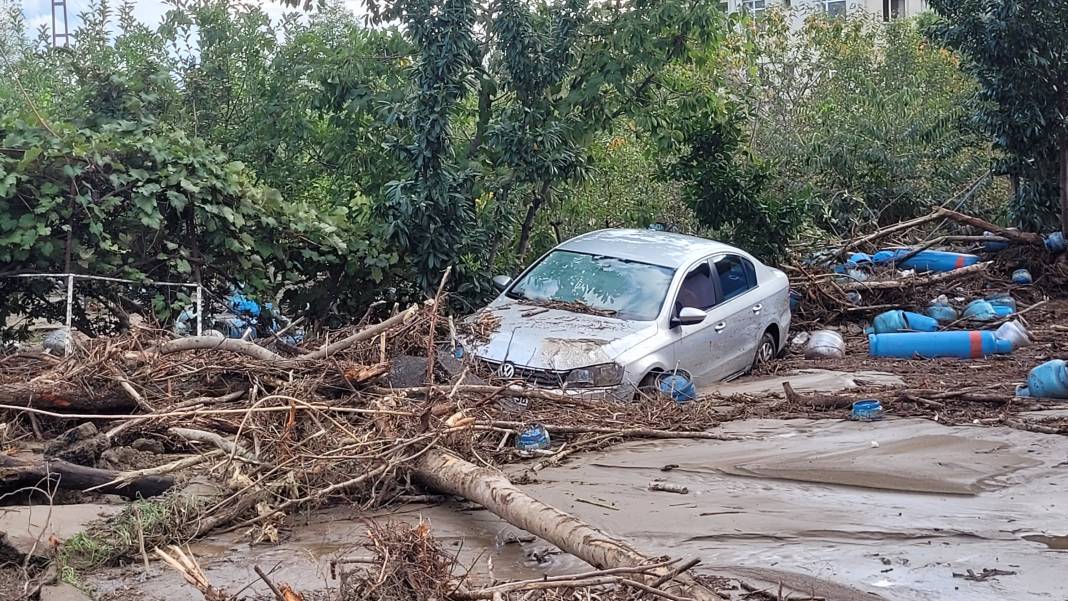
<box><xmin>715</xmin><ymin>255</ymin><xmax>756</xmax><ymax>300</ymax></box>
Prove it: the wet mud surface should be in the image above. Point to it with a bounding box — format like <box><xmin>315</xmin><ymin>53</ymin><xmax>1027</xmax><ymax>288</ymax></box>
<box><xmin>85</xmin><ymin>416</ymin><xmax>1068</xmax><ymax>601</ymax></box>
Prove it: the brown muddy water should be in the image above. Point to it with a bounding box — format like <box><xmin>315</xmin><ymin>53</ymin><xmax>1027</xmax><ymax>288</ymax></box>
<box><xmin>85</xmin><ymin>415</ymin><xmax>1068</xmax><ymax>601</ymax></box>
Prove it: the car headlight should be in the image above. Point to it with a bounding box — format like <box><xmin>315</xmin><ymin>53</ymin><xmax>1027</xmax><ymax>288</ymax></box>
<box><xmin>565</xmin><ymin>363</ymin><xmax>624</xmax><ymax>388</ymax></box>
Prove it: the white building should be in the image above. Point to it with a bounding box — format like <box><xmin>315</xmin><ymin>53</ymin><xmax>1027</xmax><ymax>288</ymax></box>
<box><xmin>722</xmin><ymin>0</ymin><xmax>930</xmax><ymax>21</ymax></box>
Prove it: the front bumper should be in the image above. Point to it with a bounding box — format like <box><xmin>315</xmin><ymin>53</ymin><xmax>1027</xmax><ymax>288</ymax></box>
<box><xmin>471</xmin><ymin>355</ymin><xmax>637</xmax><ymax>402</ymax></box>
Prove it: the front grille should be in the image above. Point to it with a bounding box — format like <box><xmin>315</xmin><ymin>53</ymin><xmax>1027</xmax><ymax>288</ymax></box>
<box><xmin>475</xmin><ymin>358</ymin><xmax>567</xmax><ymax>388</ymax></box>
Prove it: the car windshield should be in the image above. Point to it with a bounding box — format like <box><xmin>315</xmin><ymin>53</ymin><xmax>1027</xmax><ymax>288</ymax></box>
<box><xmin>507</xmin><ymin>250</ymin><xmax>675</xmax><ymax>320</ymax></box>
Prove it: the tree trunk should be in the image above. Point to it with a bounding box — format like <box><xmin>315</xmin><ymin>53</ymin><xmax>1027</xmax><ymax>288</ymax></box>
<box><xmin>0</xmin><ymin>454</ymin><xmax>175</xmax><ymax>499</ymax></box>
<box><xmin>935</xmin><ymin>208</ymin><xmax>1045</xmax><ymax>246</ymax></box>
<box><xmin>1059</xmin><ymin>139</ymin><xmax>1068</xmax><ymax>238</ymax></box>
<box><xmin>0</xmin><ymin>381</ymin><xmax>129</xmax><ymax>412</ymax></box>
<box><xmin>412</xmin><ymin>449</ymin><xmax>719</xmax><ymax>601</ymax></box>
<box><xmin>514</xmin><ymin>192</ymin><xmax>545</xmax><ymax>271</ymax></box>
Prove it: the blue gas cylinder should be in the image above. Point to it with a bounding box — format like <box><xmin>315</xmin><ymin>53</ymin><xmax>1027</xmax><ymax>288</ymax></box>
<box><xmin>1045</xmin><ymin>232</ymin><xmax>1067</xmax><ymax>253</ymax></box>
<box><xmin>963</xmin><ymin>300</ymin><xmax>997</xmax><ymax>321</ymax></box>
<box><xmin>925</xmin><ymin>303</ymin><xmax>958</xmax><ymax>323</ymax></box>
<box><xmin>868</xmin><ymin>331</ymin><xmax>1014</xmax><ymax>359</ymax></box>
<box><xmin>1012</xmin><ymin>269</ymin><xmax>1033</xmax><ymax>285</ymax></box>
<box><xmin>1021</xmin><ymin>360</ymin><xmax>1068</xmax><ymax>399</ymax></box>
<box><xmin>872</xmin><ymin>248</ymin><xmax>978</xmax><ymax>272</ymax></box>
<box><xmin>872</xmin><ymin>310</ymin><xmax>939</xmax><ymax>334</ymax></box>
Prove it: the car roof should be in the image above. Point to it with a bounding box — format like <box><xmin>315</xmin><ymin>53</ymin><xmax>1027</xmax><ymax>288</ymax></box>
<box><xmin>555</xmin><ymin>229</ymin><xmax>743</xmax><ymax>269</ymax></box>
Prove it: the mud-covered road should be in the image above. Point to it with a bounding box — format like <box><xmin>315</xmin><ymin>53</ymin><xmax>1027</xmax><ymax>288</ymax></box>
<box><xmin>84</xmin><ymin>412</ymin><xmax>1068</xmax><ymax>601</ymax></box>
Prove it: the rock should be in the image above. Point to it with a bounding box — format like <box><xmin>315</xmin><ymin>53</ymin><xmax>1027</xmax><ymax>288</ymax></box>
<box><xmin>98</xmin><ymin>447</ymin><xmax>157</xmax><ymax>471</ymax></box>
<box><xmin>44</xmin><ymin>423</ymin><xmax>110</xmax><ymax>466</ymax></box>
<box><xmin>0</xmin><ymin>504</ymin><xmax>122</xmax><ymax>559</ymax></box>
<box><xmin>130</xmin><ymin>438</ymin><xmax>165</xmax><ymax>454</ymax></box>
<box><xmin>385</xmin><ymin>355</ymin><xmax>431</xmax><ymax>387</ymax></box>
<box><xmin>39</xmin><ymin>583</ymin><xmax>92</xmax><ymax>601</ymax></box>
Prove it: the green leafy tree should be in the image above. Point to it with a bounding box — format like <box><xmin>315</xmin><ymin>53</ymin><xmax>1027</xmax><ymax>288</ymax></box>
<box><xmin>926</xmin><ymin>0</ymin><xmax>1068</xmax><ymax>234</ymax></box>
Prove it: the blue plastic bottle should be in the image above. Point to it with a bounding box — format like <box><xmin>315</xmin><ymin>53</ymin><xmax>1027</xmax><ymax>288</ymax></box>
<box><xmin>868</xmin><ymin>331</ymin><xmax>1014</xmax><ymax>359</ymax></box>
<box><xmin>926</xmin><ymin>303</ymin><xmax>958</xmax><ymax>323</ymax></box>
<box><xmin>963</xmin><ymin>300</ymin><xmax>997</xmax><ymax>321</ymax></box>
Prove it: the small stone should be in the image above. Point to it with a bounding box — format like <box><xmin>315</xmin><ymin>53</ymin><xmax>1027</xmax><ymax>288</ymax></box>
<box><xmin>130</xmin><ymin>438</ymin><xmax>165</xmax><ymax>454</ymax></box>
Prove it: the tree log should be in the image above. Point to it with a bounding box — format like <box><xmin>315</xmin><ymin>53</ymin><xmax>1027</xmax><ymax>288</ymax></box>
<box><xmin>412</xmin><ymin>449</ymin><xmax>718</xmax><ymax>601</ymax></box>
<box><xmin>935</xmin><ymin>208</ymin><xmax>1045</xmax><ymax>246</ymax></box>
<box><xmin>0</xmin><ymin>381</ymin><xmax>130</xmax><ymax>412</ymax></box>
<box><xmin>0</xmin><ymin>454</ymin><xmax>174</xmax><ymax>499</ymax></box>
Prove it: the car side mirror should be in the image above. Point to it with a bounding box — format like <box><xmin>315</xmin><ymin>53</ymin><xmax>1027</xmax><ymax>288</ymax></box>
<box><xmin>673</xmin><ymin>307</ymin><xmax>707</xmax><ymax>327</ymax></box>
<box><xmin>492</xmin><ymin>275</ymin><xmax>512</xmax><ymax>291</ymax></box>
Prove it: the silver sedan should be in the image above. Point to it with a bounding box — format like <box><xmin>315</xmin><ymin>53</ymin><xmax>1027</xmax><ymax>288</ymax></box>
<box><xmin>459</xmin><ymin>229</ymin><xmax>791</xmax><ymax>400</ymax></box>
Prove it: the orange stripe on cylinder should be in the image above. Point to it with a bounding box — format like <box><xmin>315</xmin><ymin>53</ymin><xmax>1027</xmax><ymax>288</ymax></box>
<box><xmin>969</xmin><ymin>330</ymin><xmax>984</xmax><ymax>358</ymax></box>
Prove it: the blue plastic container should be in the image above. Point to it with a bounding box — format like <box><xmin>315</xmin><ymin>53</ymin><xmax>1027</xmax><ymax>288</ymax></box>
<box><xmin>1046</xmin><ymin>232</ymin><xmax>1067</xmax><ymax>254</ymax></box>
<box><xmin>868</xmin><ymin>331</ymin><xmax>1014</xmax><ymax>359</ymax></box>
<box><xmin>872</xmin><ymin>310</ymin><xmax>940</xmax><ymax>334</ymax></box>
<box><xmin>1012</xmin><ymin>269</ymin><xmax>1033</xmax><ymax>285</ymax></box>
<box><xmin>872</xmin><ymin>248</ymin><xmax>979</xmax><ymax>272</ymax></box>
<box><xmin>658</xmin><ymin>373</ymin><xmax>697</xmax><ymax>405</ymax></box>
<box><xmin>925</xmin><ymin>303</ymin><xmax>958</xmax><ymax>323</ymax></box>
<box><xmin>848</xmin><ymin>252</ymin><xmax>873</xmax><ymax>266</ymax></box>
<box><xmin>1020</xmin><ymin>360</ymin><xmax>1068</xmax><ymax>399</ymax></box>
<box><xmin>963</xmin><ymin>300</ymin><xmax>997</xmax><ymax>321</ymax></box>
<box><xmin>986</xmin><ymin>294</ymin><xmax>1017</xmax><ymax>312</ymax></box>
<box><xmin>851</xmin><ymin>399</ymin><xmax>884</xmax><ymax>421</ymax></box>
<box><xmin>516</xmin><ymin>424</ymin><xmax>551</xmax><ymax>451</ymax></box>
<box><xmin>789</xmin><ymin>289</ymin><xmax>802</xmax><ymax>313</ymax></box>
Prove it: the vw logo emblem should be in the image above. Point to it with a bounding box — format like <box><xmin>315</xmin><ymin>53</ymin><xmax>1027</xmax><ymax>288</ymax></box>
<box><xmin>497</xmin><ymin>362</ymin><xmax>516</xmax><ymax>378</ymax></box>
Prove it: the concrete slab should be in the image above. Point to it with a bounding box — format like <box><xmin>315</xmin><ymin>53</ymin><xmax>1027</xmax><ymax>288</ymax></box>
<box><xmin>711</xmin><ymin>369</ymin><xmax>904</xmax><ymax>397</ymax></box>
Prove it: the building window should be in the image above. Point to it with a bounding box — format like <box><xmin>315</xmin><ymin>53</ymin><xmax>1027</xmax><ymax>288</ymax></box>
<box><xmin>823</xmin><ymin>0</ymin><xmax>846</xmax><ymax>16</ymax></box>
<box><xmin>718</xmin><ymin>0</ymin><xmax>729</xmax><ymax>12</ymax></box>
<box><xmin>741</xmin><ymin>0</ymin><xmax>766</xmax><ymax>14</ymax></box>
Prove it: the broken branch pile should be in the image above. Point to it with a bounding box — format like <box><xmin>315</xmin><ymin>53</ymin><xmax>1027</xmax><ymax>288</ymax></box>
<box><xmin>0</xmin><ymin>304</ymin><xmax>724</xmax><ymax>581</ymax></box>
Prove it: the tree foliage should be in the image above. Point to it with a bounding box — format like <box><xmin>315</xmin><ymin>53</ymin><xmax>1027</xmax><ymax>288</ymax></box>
<box><xmin>926</xmin><ymin>0</ymin><xmax>1068</xmax><ymax>234</ymax></box>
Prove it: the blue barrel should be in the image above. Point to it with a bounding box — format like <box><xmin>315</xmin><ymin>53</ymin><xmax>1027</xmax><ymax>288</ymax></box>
<box><xmin>848</xmin><ymin>252</ymin><xmax>873</xmax><ymax>265</ymax></box>
<box><xmin>872</xmin><ymin>248</ymin><xmax>979</xmax><ymax>272</ymax></box>
<box><xmin>868</xmin><ymin>331</ymin><xmax>1014</xmax><ymax>359</ymax></box>
<box><xmin>872</xmin><ymin>310</ymin><xmax>939</xmax><ymax>334</ymax></box>
<box><xmin>1022</xmin><ymin>360</ymin><xmax>1068</xmax><ymax>399</ymax></box>
<box><xmin>516</xmin><ymin>424</ymin><xmax>551</xmax><ymax>451</ymax></box>
<box><xmin>658</xmin><ymin>374</ymin><xmax>696</xmax><ymax>405</ymax></box>
<box><xmin>963</xmin><ymin>300</ymin><xmax>996</xmax><ymax>321</ymax></box>
<box><xmin>1012</xmin><ymin>269</ymin><xmax>1033</xmax><ymax>285</ymax></box>
<box><xmin>1045</xmin><ymin>232</ymin><xmax>1067</xmax><ymax>254</ymax></box>
<box><xmin>925</xmin><ymin>303</ymin><xmax>958</xmax><ymax>323</ymax></box>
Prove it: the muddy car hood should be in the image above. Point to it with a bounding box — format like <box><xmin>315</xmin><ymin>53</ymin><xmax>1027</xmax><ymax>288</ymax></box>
<box><xmin>464</xmin><ymin>300</ymin><xmax>658</xmax><ymax>370</ymax></box>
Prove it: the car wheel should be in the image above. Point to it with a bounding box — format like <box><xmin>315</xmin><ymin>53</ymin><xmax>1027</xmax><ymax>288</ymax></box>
<box><xmin>750</xmin><ymin>331</ymin><xmax>777</xmax><ymax>373</ymax></box>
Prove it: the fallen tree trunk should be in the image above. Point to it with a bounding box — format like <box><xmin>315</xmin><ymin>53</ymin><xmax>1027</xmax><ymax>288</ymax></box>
<box><xmin>0</xmin><ymin>454</ymin><xmax>174</xmax><ymax>499</ymax></box>
<box><xmin>935</xmin><ymin>208</ymin><xmax>1045</xmax><ymax>246</ymax></box>
<box><xmin>412</xmin><ymin>449</ymin><xmax>719</xmax><ymax>601</ymax></box>
<box><xmin>0</xmin><ymin>381</ymin><xmax>129</xmax><ymax>412</ymax></box>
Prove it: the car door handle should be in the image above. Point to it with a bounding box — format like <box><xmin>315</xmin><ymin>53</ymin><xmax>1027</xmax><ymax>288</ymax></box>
<box><xmin>714</xmin><ymin>322</ymin><xmax>727</xmax><ymax>332</ymax></box>
<box><xmin>752</xmin><ymin>304</ymin><xmax>763</xmax><ymax>313</ymax></box>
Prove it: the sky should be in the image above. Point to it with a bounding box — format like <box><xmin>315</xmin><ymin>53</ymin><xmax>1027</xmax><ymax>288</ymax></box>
<box><xmin>17</xmin><ymin>0</ymin><xmax>364</xmax><ymax>40</ymax></box>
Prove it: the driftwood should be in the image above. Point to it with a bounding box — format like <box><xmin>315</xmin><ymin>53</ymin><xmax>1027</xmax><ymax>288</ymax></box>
<box><xmin>0</xmin><ymin>454</ymin><xmax>174</xmax><ymax>498</ymax></box>
<box><xmin>935</xmin><ymin>208</ymin><xmax>1045</xmax><ymax>246</ymax></box>
<box><xmin>412</xmin><ymin>449</ymin><xmax>719</xmax><ymax>601</ymax></box>
<box><xmin>488</xmin><ymin>420</ymin><xmax>736</xmax><ymax>440</ymax></box>
<box><xmin>0</xmin><ymin>380</ymin><xmax>130</xmax><ymax>411</ymax></box>
<box><xmin>839</xmin><ymin>261</ymin><xmax>990</xmax><ymax>291</ymax></box>
<box><xmin>841</xmin><ymin>211</ymin><xmax>945</xmax><ymax>253</ymax></box>
<box><xmin>169</xmin><ymin>427</ymin><xmax>260</xmax><ymax>463</ymax></box>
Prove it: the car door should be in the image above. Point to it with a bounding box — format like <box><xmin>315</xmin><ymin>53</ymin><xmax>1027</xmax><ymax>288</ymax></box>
<box><xmin>711</xmin><ymin>253</ymin><xmax>762</xmax><ymax>376</ymax></box>
<box><xmin>667</xmin><ymin>259</ymin><xmax>737</xmax><ymax>387</ymax></box>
